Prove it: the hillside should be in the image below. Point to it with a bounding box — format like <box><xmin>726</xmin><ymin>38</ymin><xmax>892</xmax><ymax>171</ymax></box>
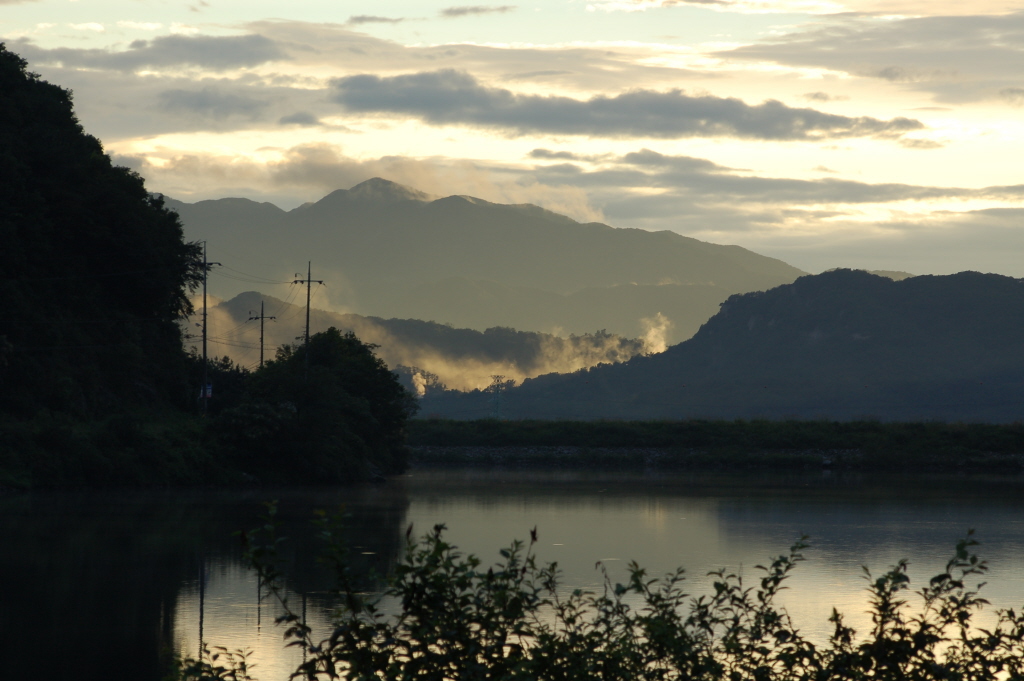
<box><xmin>0</xmin><ymin>45</ymin><xmax>200</xmax><ymax>417</ymax></box>
<box><xmin>166</xmin><ymin>178</ymin><xmax>805</xmax><ymax>343</ymax></box>
<box><xmin>420</xmin><ymin>270</ymin><xmax>1024</xmax><ymax>421</ymax></box>
<box><xmin>195</xmin><ymin>291</ymin><xmax>648</xmax><ymax>392</ymax></box>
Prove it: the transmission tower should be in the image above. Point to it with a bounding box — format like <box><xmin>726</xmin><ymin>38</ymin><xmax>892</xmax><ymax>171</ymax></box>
<box><xmin>489</xmin><ymin>374</ymin><xmax>506</xmax><ymax>419</ymax></box>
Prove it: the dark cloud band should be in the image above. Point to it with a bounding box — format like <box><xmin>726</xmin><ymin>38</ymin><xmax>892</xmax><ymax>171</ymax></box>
<box><xmin>441</xmin><ymin>5</ymin><xmax>517</xmax><ymax>18</ymax></box>
<box><xmin>331</xmin><ymin>69</ymin><xmax>923</xmax><ymax>141</ymax></box>
<box><xmin>12</xmin><ymin>34</ymin><xmax>285</xmax><ymax>72</ymax></box>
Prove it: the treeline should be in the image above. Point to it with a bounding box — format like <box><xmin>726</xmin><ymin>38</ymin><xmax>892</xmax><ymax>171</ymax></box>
<box><xmin>407</xmin><ymin>419</ymin><xmax>1024</xmax><ymax>472</ymax></box>
<box><xmin>0</xmin><ymin>329</ymin><xmax>417</xmax><ymax>488</ymax></box>
<box><xmin>0</xmin><ymin>45</ymin><xmax>415</xmax><ymax>488</ymax></box>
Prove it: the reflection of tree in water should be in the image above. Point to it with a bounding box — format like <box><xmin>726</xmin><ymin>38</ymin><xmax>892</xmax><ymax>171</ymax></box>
<box><xmin>0</xmin><ymin>484</ymin><xmax>411</xmax><ymax>681</ymax></box>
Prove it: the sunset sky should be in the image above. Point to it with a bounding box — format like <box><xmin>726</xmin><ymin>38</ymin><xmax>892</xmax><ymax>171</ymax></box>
<box><xmin>4</xmin><ymin>0</ymin><xmax>1024</xmax><ymax>275</ymax></box>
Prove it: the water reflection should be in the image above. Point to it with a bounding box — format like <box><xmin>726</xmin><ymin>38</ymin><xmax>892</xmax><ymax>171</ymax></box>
<box><xmin>3</xmin><ymin>470</ymin><xmax>1024</xmax><ymax>681</ymax></box>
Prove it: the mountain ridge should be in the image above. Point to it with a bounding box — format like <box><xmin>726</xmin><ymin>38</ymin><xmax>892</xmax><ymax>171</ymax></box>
<box><xmin>166</xmin><ymin>177</ymin><xmax>806</xmax><ymax>343</ymax></box>
<box><xmin>420</xmin><ymin>269</ymin><xmax>1024</xmax><ymax>421</ymax></box>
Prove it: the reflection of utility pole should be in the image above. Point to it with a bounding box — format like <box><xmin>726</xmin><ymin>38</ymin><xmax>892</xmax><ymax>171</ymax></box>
<box><xmin>489</xmin><ymin>374</ymin><xmax>506</xmax><ymax>419</ymax></box>
<box><xmin>247</xmin><ymin>300</ymin><xmax>276</xmax><ymax>369</ymax></box>
<box><xmin>292</xmin><ymin>261</ymin><xmax>324</xmax><ymax>377</ymax></box>
<box><xmin>198</xmin><ymin>557</ymin><xmax>206</xmax><ymax>655</ymax></box>
<box><xmin>200</xmin><ymin>242</ymin><xmax>221</xmax><ymax>415</ymax></box>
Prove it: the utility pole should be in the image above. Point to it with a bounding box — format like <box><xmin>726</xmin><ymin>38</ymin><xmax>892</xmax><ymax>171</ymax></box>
<box><xmin>247</xmin><ymin>300</ymin><xmax>276</xmax><ymax>369</ymax></box>
<box><xmin>292</xmin><ymin>261</ymin><xmax>323</xmax><ymax>376</ymax></box>
<box><xmin>489</xmin><ymin>374</ymin><xmax>506</xmax><ymax>419</ymax></box>
<box><xmin>200</xmin><ymin>242</ymin><xmax>221</xmax><ymax>415</ymax></box>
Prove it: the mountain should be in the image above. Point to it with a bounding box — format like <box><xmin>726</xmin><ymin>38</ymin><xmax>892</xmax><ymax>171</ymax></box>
<box><xmin>194</xmin><ymin>291</ymin><xmax>648</xmax><ymax>392</ymax></box>
<box><xmin>166</xmin><ymin>178</ymin><xmax>806</xmax><ymax>343</ymax></box>
<box><xmin>420</xmin><ymin>270</ymin><xmax>1024</xmax><ymax>421</ymax></box>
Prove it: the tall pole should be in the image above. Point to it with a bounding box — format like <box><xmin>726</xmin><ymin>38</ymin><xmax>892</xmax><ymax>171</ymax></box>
<box><xmin>200</xmin><ymin>243</ymin><xmax>221</xmax><ymax>414</ymax></box>
<box><xmin>292</xmin><ymin>262</ymin><xmax>323</xmax><ymax>378</ymax></box>
<box><xmin>305</xmin><ymin>261</ymin><xmax>312</xmax><ymax>352</ymax></box>
<box><xmin>248</xmin><ymin>301</ymin><xmax>276</xmax><ymax>369</ymax></box>
<box><xmin>201</xmin><ymin>242</ymin><xmax>208</xmax><ymax>415</ymax></box>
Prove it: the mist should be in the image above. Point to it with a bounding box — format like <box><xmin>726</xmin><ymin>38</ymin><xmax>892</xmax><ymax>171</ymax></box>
<box><xmin>183</xmin><ymin>291</ymin><xmax>652</xmax><ymax>392</ymax></box>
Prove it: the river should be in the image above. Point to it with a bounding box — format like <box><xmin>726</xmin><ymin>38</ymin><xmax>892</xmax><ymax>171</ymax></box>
<box><xmin>3</xmin><ymin>468</ymin><xmax>1023</xmax><ymax>681</ymax></box>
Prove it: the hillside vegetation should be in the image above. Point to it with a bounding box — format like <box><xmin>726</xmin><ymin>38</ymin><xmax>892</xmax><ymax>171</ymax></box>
<box><xmin>421</xmin><ymin>269</ymin><xmax>1024</xmax><ymax>421</ymax></box>
<box><xmin>0</xmin><ymin>44</ymin><xmax>414</xmax><ymax>487</ymax></box>
<box><xmin>0</xmin><ymin>44</ymin><xmax>201</xmax><ymax>417</ymax></box>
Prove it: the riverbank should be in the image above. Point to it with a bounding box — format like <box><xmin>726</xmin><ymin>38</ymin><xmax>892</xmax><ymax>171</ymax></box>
<box><xmin>6</xmin><ymin>416</ymin><xmax>1024</xmax><ymax>490</ymax></box>
<box><xmin>408</xmin><ymin>419</ymin><xmax>1024</xmax><ymax>472</ymax></box>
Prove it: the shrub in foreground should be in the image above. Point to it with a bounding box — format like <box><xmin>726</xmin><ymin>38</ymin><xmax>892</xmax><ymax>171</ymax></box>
<box><xmin>180</xmin><ymin>508</ymin><xmax>1024</xmax><ymax>681</ymax></box>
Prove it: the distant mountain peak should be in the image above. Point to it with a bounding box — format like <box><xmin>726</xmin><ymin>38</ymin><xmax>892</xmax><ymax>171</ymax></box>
<box><xmin>347</xmin><ymin>177</ymin><xmax>433</xmax><ymax>203</ymax></box>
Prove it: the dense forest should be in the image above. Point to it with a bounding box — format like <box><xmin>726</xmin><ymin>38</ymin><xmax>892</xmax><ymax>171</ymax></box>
<box><xmin>0</xmin><ymin>44</ymin><xmax>415</xmax><ymax>487</ymax></box>
<box><xmin>0</xmin><ymin>44</ymin><xmax>201</xmax><ymax>417</ymax></box>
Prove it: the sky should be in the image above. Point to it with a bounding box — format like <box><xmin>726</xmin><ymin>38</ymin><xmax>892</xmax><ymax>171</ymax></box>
<box><xmin>4</xmin><ymin>0</ymin><xmax>1024</xmax><ymax>275</ymax></box>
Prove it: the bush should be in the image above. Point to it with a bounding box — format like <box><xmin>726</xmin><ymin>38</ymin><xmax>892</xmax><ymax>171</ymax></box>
<box><xmin>179</xmin><ymin>507</ymin><xmax>1024</xmax><ymax>681</ymax></box>
<box><xmin>210</xmin><ymin>328</ymin><xmax>418</xmax><ymax>482</ymax></box>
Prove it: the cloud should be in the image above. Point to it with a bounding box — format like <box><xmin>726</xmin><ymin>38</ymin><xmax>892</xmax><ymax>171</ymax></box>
<box><xmin>134</xmin><ymin>143</ymin><xmax>605</xmax><ymax>222</ymax></box>
<box><xmin>348</xmin><ymin>15</ymin><xmax>404</xmax><ymax>25</ymax></box>
<box><xmin>721</xmin><ymin>12</ymin><xmax>1024</xmax><ymax>104</ymax></box>
<box><xmin>502</xmin><ymin>70</ymin><xmax>575</xmax><ymax>81</ymax></box>
<box><xmin>441</xmin><ymin>5</ymin><xmax>517</xmax><ymax>18</ymax></box>
<box><xmin>331</xmin><ymin>69</ymin><xmax>923</xmax><ymax>141</ymax></box>
<box><xmin>999</xmin><ymin>87</ymin><xmax>1024</xmax><ymax>106</ymax></box>
<box><xmin>70</xmin><ymin>23</ymin><xmax>106</xmax><ymax>32</ymax></box>
<box><xmin>803</xmin><ymin>91</ymin><xmax>847</xmax><ymax>102</ymax></box>
<box><xmin>246</xmin><ymin>20</ymin><xmax>717</xmax><ymax>93</ymax></box>
<box><xmin>157</xmin><ymin>86</ymin><xmax>270</xmax><ymax>120</ymax></box>
<box><xmin>278</xmin><ymin>111</ymin><xmax>321</xmax><ymax>126</ymax></box>
<box><xmin>116</xmin><ymin>21</ymin><xmax>164</xmax><ymax>30</ymax></box>
<box><xmin>529</xmin><ymin>148</ymin><xmax>582</xmax><ymax>160</ymax></box>
<box><xmin>898</xmin><ymin>138</ymin><xmax>944</xmax><ymax>150</ymax></box>
<box><xmin>574</xmin><ymin>148</ymin><xmax>1024</xmax><ymax>207</ymax></box>
<box><xmin>13</xmin><ymin>33</ymin><xmax>286</xmax><ymax>72</ymax></box>
<box><xmin>586</xmin><ymin>0</ymin><xmax>1023</xmax><ymax>14</ymax></box>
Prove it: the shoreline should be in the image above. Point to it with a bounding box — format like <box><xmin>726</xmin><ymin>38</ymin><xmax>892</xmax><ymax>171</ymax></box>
<box><xmin>409</xmin><ymin>444</ymin><xmax>1024</xmax><ymax>472</ymax></box>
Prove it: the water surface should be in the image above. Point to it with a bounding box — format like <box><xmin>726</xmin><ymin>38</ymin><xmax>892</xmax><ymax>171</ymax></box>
<box><xmin>3</xmin><ymin>469</ymin><xmax>1023</xmax><ymax>681</ymax></box>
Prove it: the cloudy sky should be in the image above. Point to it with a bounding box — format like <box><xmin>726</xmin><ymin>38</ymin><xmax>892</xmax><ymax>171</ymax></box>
<box><xmin>4</xmin><ymin>0</ymin><xmax>1024</xmax><ymax>275</ymax></box>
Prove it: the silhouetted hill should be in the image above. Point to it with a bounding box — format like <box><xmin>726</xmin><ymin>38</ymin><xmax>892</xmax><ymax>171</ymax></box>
<box><xmin>166</xmin><ymin>178</ymin><xmax>805</xmax><ymax>343</ymax></box>
<box><xmin>0</xmin><ymin>44</ymin><xmax>200</xmax><ymax>416</ymax></box>
<box><xmin>421</xmin><ymin>270</ymin><xmax>1024</xmax><ymax>421</ymax></box>
<box><xmin>197</xmin><ymin>291</ymin><xmax>648</xmax><ymax>392</ymax></box>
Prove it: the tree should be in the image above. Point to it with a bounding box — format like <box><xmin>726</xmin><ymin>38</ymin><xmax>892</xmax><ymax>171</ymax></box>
<box><xmin>0</xmin><ymin>43</ymin><xmax>202</xmax><ymax>416</ymax></box>
<box><xmin>214</xmin><ymin>328</ymin><xmax>417</xmax><ymax>481</ymax></box>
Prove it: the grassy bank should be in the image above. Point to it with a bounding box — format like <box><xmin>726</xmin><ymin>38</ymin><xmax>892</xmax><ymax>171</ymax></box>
<box><xmin>407</xmin><ymin>419</ymin><xmax>1024</xmax><ymax>472</ymax></box>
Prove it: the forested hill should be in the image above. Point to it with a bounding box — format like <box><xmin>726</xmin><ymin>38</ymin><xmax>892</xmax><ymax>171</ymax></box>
<box><xmin>0</xmin><ymin>44</ymin><xmax>201</xmax><ymax>416</ymax></box>
<box><xmin>422</xmin><ymin>270</ymin><xmax>1024</xmax><ymax>421</ymax></box>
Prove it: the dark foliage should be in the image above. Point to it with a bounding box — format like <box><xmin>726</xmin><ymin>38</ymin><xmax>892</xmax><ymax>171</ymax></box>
<box><xmin>180</xmin><ymin>510</ymin><xmax>1024</xmax><ymax>681</ymax></box>
<box><xmin>423</xmin><ymin>270</ymin><xmax>1024</xmax><ymax>421</ymax></box>
<box><xmin>0</xmin><ymin>43</ymin><xmax>203</xmax><ymax>416</ymax></box>
<box><xmin>211</xmin><ymin>328</ymin><xmax>418</xmax><ymax>482</ymax></box>
<box><xmin>407</xmin><ymin>419</ymin><xmax>1024</xmax><ymax>472</ymax></box>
